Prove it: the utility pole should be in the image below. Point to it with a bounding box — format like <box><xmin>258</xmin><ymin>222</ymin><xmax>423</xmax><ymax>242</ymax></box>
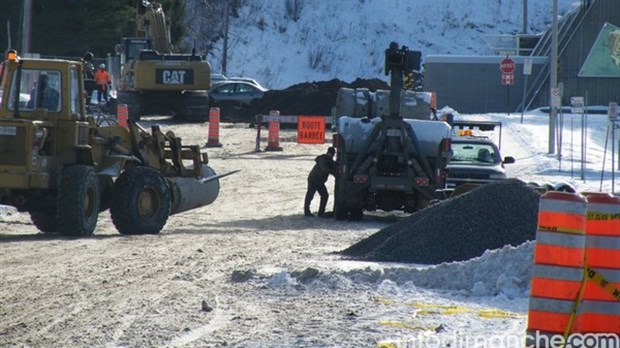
<box><xmin>6</xmin><ymin>21</ymin><xmax>11</xmax><ymax>49</ymax></box>
<box><xmin>21</xmin><ymin>0</ymin><xmax>32</xmax><ymax>54</ymax></box>
<box><xmin>221</xmin><ymin>1</ymin><xmax>229</xmax><ymax>75</ymax></box>
<box><xmin>522</xmin><ymin>0</ymin><xmax>528</xmax><ymax>34</ymax></box>
<box><xmin>549</xmin><ymin>0</ymin><xmax>558</xmax><ymax>154</ymax></box>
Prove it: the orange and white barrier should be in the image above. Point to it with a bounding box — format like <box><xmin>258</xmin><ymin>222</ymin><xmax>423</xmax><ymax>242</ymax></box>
<box><xmin>117</xmin><ymin>103</ymin><xmax>129</xmax><ymax>128</ymax></box>
<box><xmin>265</xmin><ymin>110</ymin><xmax>283</xmax><ymax>151</ymax></box>
<box><xmin>206</xmin><ymin>107</ymin><xmax>222</xmax><ymax>148</ymax></box>
<box><xmin>527</xmin><ymin>191</ymin><xmax>620</xmax><ymax>346</ymax></box>
<box><xmin>574</xmin><ymin>193</ymin><xmax>620</xmax><ymax>333</ymax></box>
<box><xmin>526</xmin><ymin>191</ymin><xmax>587</xmax><ymax>345</ymax></box>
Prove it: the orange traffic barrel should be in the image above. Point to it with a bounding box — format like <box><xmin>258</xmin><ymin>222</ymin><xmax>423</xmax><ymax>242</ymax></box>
<box><xmin>573</xmin><ymin>193</ymin><xmax>620</xmax><ymax>334</ymax></box>
<box><xmin>526</xmin><ymin>191</ymin><xmax>587</xmax><ymax>345</ymax></box>
<box><xmin>117</xmin><ymin>103</ymin><xmax>129</xmax><ymax>128</ymax></box>
<box><xmin>265</xmin><ymin>110</ymin><xmax>283</xmax><ymax>151</ymax></box>
<box><xmin>206</xmin><ymin>107</ymin><xmax>222</xmax><ymax>148</ymax></box>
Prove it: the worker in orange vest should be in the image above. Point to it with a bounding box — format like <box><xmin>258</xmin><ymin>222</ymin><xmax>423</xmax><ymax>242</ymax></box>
<box><xmin>94</xmin><ymin>63</ymin><xmax>111</xmax><ymax>104</ymax></box>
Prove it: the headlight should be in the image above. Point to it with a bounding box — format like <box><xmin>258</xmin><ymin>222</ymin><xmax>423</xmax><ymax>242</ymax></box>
<box><xmin>34</xmin><ymin>129</ymin><xmax>45</xmax><ymax>140</ymax></box>
<box><xmin>33</xmin><ymin>127</ymin><xmax>48</xmax><ymax>148</ymax></box>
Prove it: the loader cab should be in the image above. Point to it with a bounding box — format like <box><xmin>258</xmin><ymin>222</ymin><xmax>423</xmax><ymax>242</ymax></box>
<box><xmin>0</xmin><ymin>51</ymin><xmax>85</xmax><ymax>120</ymax></box>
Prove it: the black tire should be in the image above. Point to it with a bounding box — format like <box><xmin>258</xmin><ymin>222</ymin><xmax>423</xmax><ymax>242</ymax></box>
<box><xmin>57</xmin><ymin>165</ymin><xmax>100</xmax><ymax>237</ymax></box>
<box><xmin>334</xmin><ymin>178</ymin><xmax>349</xmax><ymax>221</ymax></box>
<box><xmin>117</xmin><ymin>90</ymin><xmax>142</xmax><ymax>122</ymax></box>
<box><xmin>349</xmin><ymin>207</ymin><xmax>363</xmax><ymax>221</ymax></box>
<box><xmin>29</xmin><ymin>212</ymin><xmax>59</xmax><ymax>234</ymax></box>
<box><xmin>110</xmin><ymin>167</ymin><xmax>171</xmax><ymax>235</ymax></box>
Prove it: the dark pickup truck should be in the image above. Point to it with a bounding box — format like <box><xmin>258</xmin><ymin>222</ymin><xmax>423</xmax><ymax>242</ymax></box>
<box><xmin>446</xmin><ymin>121</ymin><xmax>515</xmax><ymax>189</ymax></box>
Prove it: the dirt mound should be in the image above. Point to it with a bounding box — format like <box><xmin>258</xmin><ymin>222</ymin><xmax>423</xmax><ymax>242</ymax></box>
<box><xmin>341</xmin><ymin>179</ymin><xmax>541</xmax><ymax>264</ymax></box>
<box><xmin>216</xmin><ymin>78</ymin><xmax>389</xmax><ymax>123</ymax></box>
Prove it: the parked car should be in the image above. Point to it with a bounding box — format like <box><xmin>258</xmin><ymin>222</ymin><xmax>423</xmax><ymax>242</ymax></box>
<box><xmin>227</xmin><ymin>77</ymin><xmax>267</xmax><ymax>90</ymax></box>
<box><xmin>210</xmin><ymin>73</ymin><xmax>228</xmax><ymax>85</ymax></box>
<box><xmin>209</xmin><ymin>80</ymin><xmax>267</xmax><ymax>105</ymax></box>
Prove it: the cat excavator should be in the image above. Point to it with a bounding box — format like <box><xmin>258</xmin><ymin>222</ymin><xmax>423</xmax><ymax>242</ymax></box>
<box><xmin>116</xmin><ymin>0</ymin><xmax>211</xmax><ymax>121</ymax></box>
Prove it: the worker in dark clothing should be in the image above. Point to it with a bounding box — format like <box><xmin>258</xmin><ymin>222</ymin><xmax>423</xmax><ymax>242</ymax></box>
<box><xmin>26</xmin><ymin>74</ymin><xmax>60</xmax><ymax>111</ymax></box>
<box><xmin>304</xmin><ymin>147</ymin><xmax>336</xmax><ymax>217</ymax></box>
<box><xmin>82</xmin><ymin>52</ymin><xmax>96</xmax><ymax>106</ymax></box>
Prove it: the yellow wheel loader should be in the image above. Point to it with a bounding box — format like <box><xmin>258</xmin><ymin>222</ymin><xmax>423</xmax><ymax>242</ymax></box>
<box><xmin>0</xmin><ymin>50</ymin><xmax>234</xmax><ymax>236</ymax></box>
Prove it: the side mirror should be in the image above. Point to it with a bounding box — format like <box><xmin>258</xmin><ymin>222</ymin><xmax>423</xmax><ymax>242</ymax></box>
<box><xmin>503</xmin><ymin>156</ymin><xmax>516</xmax><ymax>164</ymax></box>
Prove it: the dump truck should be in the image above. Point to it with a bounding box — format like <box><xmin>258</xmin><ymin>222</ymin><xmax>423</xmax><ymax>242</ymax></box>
<box><xmin>332</xmin><ymin>42</ymin><xmax>452</xmax><ymax>220</ymax></box>
<box><xmin>0</xmin><ymin>49</ymin><xmax>233</xmax><ymax>236</ymax></box>
<box><xmin>116</xmin><ymin>0</ymin><xmax>211</xmax><ymax>121</ymax></box>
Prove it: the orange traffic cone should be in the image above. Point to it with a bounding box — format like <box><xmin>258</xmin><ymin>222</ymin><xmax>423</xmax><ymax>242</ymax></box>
<box><xmin>206</xmin><ymin>107</ymin><xmax>223</xmax><ymax>147</ymax></box>
<box><xmin>117</xmin><ymin>103</ymin><xmax>129</xmax><ymax>128</ymax></box>
<box><xmin>265</xmin><ymin>110</ymin><xmax>283</xmax><ymax>151</ymax></box>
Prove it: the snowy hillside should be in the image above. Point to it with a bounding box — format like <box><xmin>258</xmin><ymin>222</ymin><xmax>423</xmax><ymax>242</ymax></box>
<box><xmin>199</xmin><ymin>0</ymin><xmax>577</xmax><ymax>89</ymax></box>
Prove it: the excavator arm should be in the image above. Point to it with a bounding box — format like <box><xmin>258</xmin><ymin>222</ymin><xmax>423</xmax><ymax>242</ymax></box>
<box><xmin>135</xmin><ymin>0</ymin><xmax>173</xmax><ymax>53</ymax></box>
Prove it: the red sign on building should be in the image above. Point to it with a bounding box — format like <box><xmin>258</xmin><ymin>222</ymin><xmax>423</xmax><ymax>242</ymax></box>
<box><xmin>502</xmin><ymin>73</ymin><xmax>514</xmax><ymax>86</ymax></box>
<box><xmin>500</xmin><ymin>57</ymin><xmax>515</xmax><ymax>74</ymax></box>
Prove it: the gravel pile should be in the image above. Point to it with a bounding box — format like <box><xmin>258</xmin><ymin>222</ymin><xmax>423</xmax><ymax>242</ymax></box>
<box><xmin>216</xmin><ymin>78</ymin><xmax>389</xmax><ymax>123</ymax></box>
<box><xmin>341</xmin><ymin>179</ymin><xmax>541</xmax><ymax>264</ymax></box>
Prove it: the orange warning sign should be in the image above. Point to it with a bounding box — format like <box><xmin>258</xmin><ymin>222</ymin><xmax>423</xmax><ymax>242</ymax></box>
<box><xmin>297</xmin><ymin>116</ymin><xmax>325</xmax><ymax>144</ymax></box>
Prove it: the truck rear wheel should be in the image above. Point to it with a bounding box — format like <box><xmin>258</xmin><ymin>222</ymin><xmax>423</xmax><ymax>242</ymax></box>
<box><xmin>334</xmin><ymin>202</ymin><xmax>348</xmax><ymax>220</ymax></box>
<box><xmin>29</xmin><ymin>212</ymin><xmax>58</xmax><ymax>234</ymax></box>
<box><xmin>349</xmin><ymin>207</ymin><xmax>363</xmax><ymax>221</ymax></box>
<box><xmin>58</xmin><ymin>165</ymin><xmax>100</xmax><ymax>237</ymax></box>
<box><xmin>110</xmin><ymin>166</ymin><xmax>171</xmax><ymax>235</ymax></box>
<box><xmin>334</xmin><ymin>190</ymin><xmax>350</xmax><ymax>221</ymax></box>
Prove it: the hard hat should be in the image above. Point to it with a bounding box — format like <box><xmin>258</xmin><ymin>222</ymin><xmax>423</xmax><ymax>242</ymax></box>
<box><xmin>99</xmin><ymin>63</ymin><xmax>105</xmax><ymax>69</ymax></box>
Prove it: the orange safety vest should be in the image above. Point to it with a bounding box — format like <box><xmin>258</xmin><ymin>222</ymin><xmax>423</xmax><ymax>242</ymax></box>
<box><xmin>94</xmin><ymin>69</ymin><xmax>110</xmax><ymax>87</ymax></box>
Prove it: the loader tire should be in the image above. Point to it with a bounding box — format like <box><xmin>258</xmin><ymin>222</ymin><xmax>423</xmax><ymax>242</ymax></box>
<box><xmin>110</xmin><ymin>167</ymin><xmax>170</xmax><ymax>235</ymax></box>
<box><xmin>29</xmin><ymin>212</ymin><xmax>58</xmax><ymax>234</ymax></box>
<box><xmin>57</xmin><ymin>165</ymin><xmax>100</xmax><ymax>237</ymax></box>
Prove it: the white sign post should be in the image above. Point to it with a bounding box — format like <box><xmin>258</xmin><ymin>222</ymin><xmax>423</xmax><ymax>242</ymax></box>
<box><xmin>521</xmin><ymin>59</ymin><xmax>533</xmax><ymax>123</ymax></box>
<box><xmin>610</xmin><ymin>103</ymin><xmax>618</xmax><ymax>192</ymax></box>
<box><xmin>551</xmin><ymin>88</ymin><xmax>561</xmax><ymax>109</ymax></box>
<box><xmin>500</xmin><ymin>57</ymin><xmax>515</xmax><ymax>115</ymax></box>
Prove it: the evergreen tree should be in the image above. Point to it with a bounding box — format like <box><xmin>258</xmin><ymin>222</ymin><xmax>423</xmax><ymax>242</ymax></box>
<box><xmin>1</xmin><ymin>0</ymin><xmax>186</xmax><ymax>58</ymax></box>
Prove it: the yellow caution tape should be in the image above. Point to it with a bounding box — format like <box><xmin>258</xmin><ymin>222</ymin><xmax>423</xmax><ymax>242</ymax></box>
<box><xmin>586</xmin><ymin>211</ymin><xmax>620</xmax><ymax>221</ymax></box>
<box><xmin>586</xmin><ymin>267</ymin><xmax>620</xmax><ymax>301</ymax></box>
<box><xmin>377</xmin><ymin>342</ymin><xmax>399</xmax><ymax>348</ymax></box>
<box><xmin>409</xmin><ymin>302</ymin><xmax>524</xmax><ymax>319</ymax></box>
<box><xmin>537</xmin><ymin>225</ymin><xmax>585</xmax><ymax>235</ymax></box>
<box><xmin>477</xmin><ymin>309</ymin><xmax>524</xmax><ymax>319</ymax></box>
<box><xmin>378</xmin><ymin>320</ymin><xmax>430</xmax><ymax>331</ymax></box>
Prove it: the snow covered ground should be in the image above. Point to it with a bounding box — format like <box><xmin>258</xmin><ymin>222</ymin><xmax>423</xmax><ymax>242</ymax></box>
<box><xmin>0</xmin><ymin>109</ymin><xmax>618</xmax><ymax>347</ymax></box>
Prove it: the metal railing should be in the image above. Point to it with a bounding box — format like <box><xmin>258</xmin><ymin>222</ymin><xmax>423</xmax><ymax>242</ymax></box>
<box><xmin>518</xmin><ymin>1</ymin><xmax>594</xmax><ymax>112</ymax></box>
